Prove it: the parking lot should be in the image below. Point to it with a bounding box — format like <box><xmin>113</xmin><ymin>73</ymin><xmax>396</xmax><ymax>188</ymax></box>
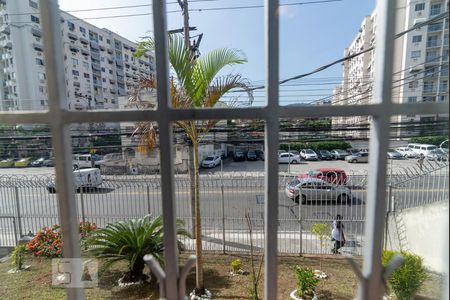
<box><xmin>0</xmin><ymin>156</ymin><xmax>432</xmax><ymax>176</ymax></box>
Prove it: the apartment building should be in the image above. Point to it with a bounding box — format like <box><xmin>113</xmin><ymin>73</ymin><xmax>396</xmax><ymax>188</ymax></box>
<box><xmin>0</xmin><ymin>0</ymin><xmax>154</xmax><ymax>115</ymax></box>
<box><xmin>332</xmin><ymin>0</ymin><xmax>448</xmax><ymax>138</ymax></box>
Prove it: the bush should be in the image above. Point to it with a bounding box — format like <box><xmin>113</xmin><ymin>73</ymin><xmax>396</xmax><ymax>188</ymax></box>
<box><xmin>87</xmin><ymin>215</ymin><xmax>189</xmax><ymax>282</ymax></box>
<box><xmin>11</xmin><ymin>244</ymin><xmax>27</xmax><ymax>270</ymax></box>
<box><xmin>294</xmin><ymin>266</ymin><xmax>319</xmax><ymax>299</ymax></box>
<box><xmin>409</xmin><ymin>136</ymin><xmax>448</xmax><ymax>146</ymax></box>
<box><xmin>231</xmin><ymin>258</ymin><xmax>242</xmax><ymax>274</ymax></box>
<box><xmin>27</xmin><ymin>225</ymin><xmax>63</xmax><ymax>258</ymax></box>
<box><xmin>382</xmin><ymin>250</ymin><xmax>427</xmax><ymax>300</ymax></box>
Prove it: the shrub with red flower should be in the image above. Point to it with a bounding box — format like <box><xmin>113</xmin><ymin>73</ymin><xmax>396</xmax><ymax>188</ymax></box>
<box><xmin>27</xmin><ymin>225</ymin><xmax>63</xmax><ymax>258</ymax></box>
<box><xmin>79</xmin><ymin>221</ymin><xmax>97</xmax><ymax>238</ymax></box>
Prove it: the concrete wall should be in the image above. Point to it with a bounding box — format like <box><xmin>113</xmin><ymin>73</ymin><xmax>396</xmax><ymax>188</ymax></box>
<box><xmin>385</xmin><ymin>200</ymin><xmax>449</xmax><ymax>273</ymax></box>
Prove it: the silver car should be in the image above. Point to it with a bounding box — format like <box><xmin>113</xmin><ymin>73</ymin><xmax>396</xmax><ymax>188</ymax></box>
<box><xmin>387</xmin><ymin>149</ymin><xmax>403</xmax><ymax>159</ymax></box>
<box><xmin>284</xmin><ymin>178</ymin><xmax>351</xmax><ymax>204</ymax></box>
<box><xmin>345</xmin><ymin>152</ymin><xmax>369</xmax><ymax>163</ymax></box>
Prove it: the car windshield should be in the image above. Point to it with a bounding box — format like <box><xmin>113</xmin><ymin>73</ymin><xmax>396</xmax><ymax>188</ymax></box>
<box><xmin>336</xmin><ymin>150</ymin><xmax>346</xmax><ymax>154</ymax></box>
<box><xmin>289</xmin><ymin>179</ymin><xmax>301</xmax><ymax>186</ymax></box>
<box><xmin>305</xmin><ymin>150</ymin><xmax>314</xmax><ymax>154</ymax></box>
<box><xmin>205</xmin><ymin>157</ymin><xmax>214</xmax><ymax>160</ymax></box>
<box><xmin>307</xmin><ymin>170</ymin><xmax>320</xmax><ymax>176</ymax></box>
<box><xmin>248</xmin><ymin>151</ymin><xmax>256</xmax><ymax>155</ymax></box>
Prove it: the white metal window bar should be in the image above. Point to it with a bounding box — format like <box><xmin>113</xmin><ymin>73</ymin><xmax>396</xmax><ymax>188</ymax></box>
<box><xmin>0</xmin><ymin>0</ymin><xmax>446</xmax><ymax>299</ymax></box>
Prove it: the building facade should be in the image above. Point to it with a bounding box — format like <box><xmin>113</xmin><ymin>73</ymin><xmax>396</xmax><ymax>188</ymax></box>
<box><xmin>0</xmin><ymin>0</ymin><xmax>154</xmax><ymax>114</ymax></box>
<box><xmin>332</xmin><ymin>0</ymin><xmax>448</xmax><ymax>138</ymax></box>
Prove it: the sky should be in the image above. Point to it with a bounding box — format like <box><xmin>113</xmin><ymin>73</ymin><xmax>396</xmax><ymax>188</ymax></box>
<box><xmin>58</xmin><ymin>0</ymin><xmax>375</xmax><ymax>106</ymax></box>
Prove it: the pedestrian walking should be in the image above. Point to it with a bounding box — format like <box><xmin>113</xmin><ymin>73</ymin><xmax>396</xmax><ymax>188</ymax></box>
<box><xmin>331</xmin><ymin>214</ymin><xmax>346</xmax><ymax>254</ymax></box>
<box><xmin>417</xmin><ymin>155</ymin><xmax>424</xmax><ymax>171</ymax></box>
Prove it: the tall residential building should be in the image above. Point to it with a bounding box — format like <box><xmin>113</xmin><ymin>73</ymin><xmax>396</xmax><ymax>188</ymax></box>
<box><xmin>0</xmin><ymin>0</ymin><xmax>154</xmax><ymax>114</ymax></box>
<box><xmin>332</xmin><ymin>0</ymin><xmax>448</xmax><ymax>139</ymax></box>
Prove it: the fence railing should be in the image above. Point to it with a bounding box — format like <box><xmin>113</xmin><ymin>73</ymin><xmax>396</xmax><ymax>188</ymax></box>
<box><xmin>0</xmin><ymin>165</ymin><xmax>448</xmax><ymax>254</ymax></box>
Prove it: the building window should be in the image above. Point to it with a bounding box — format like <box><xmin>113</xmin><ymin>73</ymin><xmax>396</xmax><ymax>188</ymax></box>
<box><xmin>440</xmin><ymin>80</ymin><xmax>448</xmax><ymax>92</ymax></box>
<box><xmin>430</xmin><ymin>3</ymin><xmax>441</xmax><ymax>16</ymax></box>
<box><xmin>80</xmin><ymin>26</ymin><xmax>86</xmax><ymax>33</ymax></box>
<box><xmin>408</xmin><ymin>80</ymin><xmax>419</xmax><ymax>89</ymax></box>
<box><xmin>84</xmin><ymin>73</ymin><xmax>90</xmax><ymax>78</ymax></box>
<box><xmin>39</xmin><ymin>86</ymin><xmax>46</xmax><ymax>93</ymax></box>
<box><xmin>415</xmin><ymin>3</ymin><xmax>425</xmax><ymax>11</ymax></box>
<box><xmin>423</xmin><ymin>81</ymin><xmax>434</xmax><ymax>92</ymax></box>
<box><xmin>72</xmin><ymin>70</ymin><xmax>80</xmax><ymax>76</ymax></box>
<box><xmin>109</xmin><ymin>70</ymin><xmax>113</xmax><ymax>74</ymax></box>
<box><xmin>426</xmin><ymin>50</ymin><xmax>438</xmax><ymax>62</ymax></box>
<box><xmin>31</xmin><ymin>15</ymin><xmax>40</xmax><ymax>24</ymax></box>
<box><xmin>38</xmin><ymin>72</ymin><xmax>46</xmax><ymax>80</ymax></box>
<box><xmin>407</xmin><ymin>96</ymin><xmax>417</xmax><ymax>103</ymax></box>
<box><xmin>36</xmin><ymin>58</ymin><xmax>44</xmax><ymax>66</ymax></box>
<box><xmin>106</xmin><ymin>39</ymin><xmax>111</xmax><ymax>44</ymax></box>
<box><xmin>426</xmin><ymin>35</ymin><xmax>439</xmax><ymax>47</ymax></box>
<box><xmin>72</xmin><ymin>58</ymin><xmax>78</xmax><ymax>66</ymax></box>
<box><xmin>428</xmin><ymin>22</ymin><xmax>443</xmax><ymax>32</ymax></box>
<box><xmin>83</xmin><ymin>61</ymin><xmax>89</xmax><ymax>68</ymax></box>
<box><xmin>101</xmin><ymin>67</ymin><xmax>106</xmax><ymax>72</ymax></box>
<box><xmin>73</xmin><ymin>82</ymin><xmax>81</xmax><ymax>88</ymax></box>
<box><xmin>438</xmin><ymin>95</ymin><xmax>448</xmax><ymax>102</ymax></box>
<box><xmin>67</xmin><ymin>21</ymin><xmax>75</xmax><ymax>31</ymax></box>
<box><xmin>412</xmin><ymin>35</ymin><xmax>422</xmax><ymax>43</ymax></box>
<box><xmin>444</xmin><ymin>34</ymin><xmax>449</xmax><ymax>46</ymax></box>
<box><xmin>99</xmin><ymin>35</ymin><xmax>103</xmax><ymax>41</ymax></box>
<box><xmin>410</xmin><ymin>50</ymin><xmax>421</xmax><ymax>58</ymax></box>
<box><xmin>29</xmin><ymin>0</ymin><xmax>38</xmax><ymax>9</ymax></box>
<box><xmin>422</xmin><ymin>96</ymin><xmax>434</xmax><ymax>102</ymax></box>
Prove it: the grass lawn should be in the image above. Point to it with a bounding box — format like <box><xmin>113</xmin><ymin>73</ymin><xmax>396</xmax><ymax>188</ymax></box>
<box><xmin>0</xmin><ymin>252</ymin><xmax>443</xmax><ymax>299</ymax></box>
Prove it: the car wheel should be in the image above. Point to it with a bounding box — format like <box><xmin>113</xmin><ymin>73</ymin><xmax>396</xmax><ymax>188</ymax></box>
<box><xmin>351</xmin><ymin>159</ymin><xmax>357</xmax><ymax>163</ymax></box>
<box><xmin>291</xmin><ymin>160</ymin><xmax>298</xmax><ymax>164</ymax></box>
<box><xmin>301</xmin><ymin>195</ymin><xmax>306</xmax><ymax>204</ymax></box>
<box><xmin>47</xmin><ymin>187</ymin><xmax>56</xmax><ymax>193</ymax></box>
<box><xmin>337</xmin><ymin>194</ymin><xmax>350</xmax><ymax>204</ymax></box>
<box><xmin>73</xmin><ymin>164</ymin><xmax>79</xmax><ymax>170</ymax></box>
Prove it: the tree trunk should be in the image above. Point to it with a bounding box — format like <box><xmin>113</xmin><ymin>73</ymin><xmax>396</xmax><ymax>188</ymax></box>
<box><xmin>193</xmin><ymin>142</ymin><xmax>204</xmax><ymax>291</ymax></box>
<box><xmin>189</xmin><ymin>144</ymin><xmax>196</xmax><ymax>235</ymax></box>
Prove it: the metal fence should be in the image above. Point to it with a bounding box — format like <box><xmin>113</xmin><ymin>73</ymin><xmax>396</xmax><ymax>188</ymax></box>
<box><xmin>0</xmin><ymin>165</ymin><xmax>448</xmax><ymax>255</ymax></box>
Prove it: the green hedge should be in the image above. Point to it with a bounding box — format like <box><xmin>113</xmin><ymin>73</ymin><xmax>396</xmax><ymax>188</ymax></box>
<box><xmin>280</xmin><ymin>141</ymin><xmax>351</xmax><ymax>152</ymax></box>
<box><xmin>409</xmin><ymin>136</ymin><xmax>448</xmax><ymax>146</ymax></box>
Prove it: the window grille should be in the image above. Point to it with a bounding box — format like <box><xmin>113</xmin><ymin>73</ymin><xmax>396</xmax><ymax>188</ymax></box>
<box><xmin>0</xmin><ymin>0</ymin><xmax>447</xmax><ymax>299</ymax></box>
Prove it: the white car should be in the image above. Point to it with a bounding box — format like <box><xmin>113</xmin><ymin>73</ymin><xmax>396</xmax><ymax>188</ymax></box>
<box><xmin>395</xmin><ymin>147</ymin><xmax>417</xmax><ymax>158</ymax></box>
<box><xmin>47</xmin><ymin>168</ymin><xmax>102</xmax><ymax>193</ymax></box>
<box><xmin>300</xmin><ymin>149</ymin><xmax>319</xmax><ymax>161</ymax></box>
<box><xmin>278</xmin><ymin>152</ymin><xmax>301</xmax><ymax>164</ymax></box>
<box><xmin>201</xmin><ymin>155</ymin><xmax>221</xmax><ymax>168</ymax></box>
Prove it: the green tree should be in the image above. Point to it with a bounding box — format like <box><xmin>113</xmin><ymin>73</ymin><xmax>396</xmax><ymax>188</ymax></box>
<box><xmin>131</xmin><ymin>34</ymin><xmax>253</xmax><ymax>293</ymax></box>
<box><xmin>311</xmin><ymin>223</ymin><xmax>331</xmax><ymax>271</ymax></box>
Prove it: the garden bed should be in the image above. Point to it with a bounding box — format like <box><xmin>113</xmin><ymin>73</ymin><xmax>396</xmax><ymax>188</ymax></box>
<box><xmin>0</xmin><ymin>253</ymin><xmax>443</xmax><ymax>299</ymax></box>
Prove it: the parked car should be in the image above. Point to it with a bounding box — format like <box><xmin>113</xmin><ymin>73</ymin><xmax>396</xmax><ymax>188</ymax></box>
<box><xmin>300</xmin><ymin>149</ymin><xmax>318</xmax><ymax>161</ymax></box>
<box><xmin>298</xmin><ymin>168</ymin><xmax>348</xmax><ymax>185</ymax></box>
<box><xmin>278</xmin><ymin>152</ymin><xmax>301</xmax><ymax>164</ymax></box>
<box><xmin>0</xmin><ymin>158</ymin><xmax>15</xmax><ymax>168</ymax></box>
<box><xmin>395</xmin><ymin>147</ymin><xmax>417</xmax><ymax>158</ymax></box>
<box><xmin>255</xmin><ymin>150</ymin><xmax>264</xmax><ymax>161</ymax></box>
<box><xmin>201</xmin><ymin>155</ymin><xmax>221</xmax><ymax>168</ymax></box>
<box><xmin>233</xmin><ymin>151</ymin><xmax>246</xmax><ymax>162</ymax></box>
<box><xmin>288</xmin><ymin>150</ymin><xmax>300</xmax><ymax>156</ymax></box>
<box><xmin>407</xmin><ymin>143</ymin><xmax>438</xmax><ymax>158</ymax></box>
<box><xmin>347</xmin><ymin>149</ymin><xmax>360</xmax><ymax>155</ymax></box>
<box><xmin>30</xmin><ymin>157</ymin><xmax>46</xmax><ymax>167</ymax></box>
<box><xmin>284</xmin><ymin>178</ymin><xmax>351</xmax><ymax>204</ymax></box>
<box><xmin>330</xmin><ymin>149</ymin><xmax>350</xmax><ymax>160</ymax></box>
<box><xmin>94</xmin><ymin>153</ymin><xmax>122</xmax><ymax>167</ymax></box>
<box><xmin>426</xmin><ymin>149</ymin><xmax>448</xmax><ymax>162</ymax></box>
<box><xmin>47</xmin><ymin>168</ymin><xmax>102</xmax><ymax>193</ymax></box>
<box><xmin>73</xmin><ymin>154</ymin><xmax>95</xmax><ymax>169</ymax></box>
<box><xmin>387</xmin><ymin>149</ymin><xmax>403</xmax><ymax>159</ymax></box>
<box><xmin>43</xmin><ymin>157</ymin><xmax>54</xmax><ymax>167</ymax></box>
<box><xmin>14</xmin><ymin>157</ymin><xmax>32</xmax><ymax>167</ymax></box>
<box><xmin>316</xmin><ymin>150</ymin><xmax>333</xmax><ymax>160</ymax></box>
<box><xmin>345</xmin><ymin>152</ymin><xmax>369</xmax><ymax>163</ymax></box>
<box><xmin>246</xmin><ymin>150</ymin><xmax>258</xmax><ymax>161</ymax></box>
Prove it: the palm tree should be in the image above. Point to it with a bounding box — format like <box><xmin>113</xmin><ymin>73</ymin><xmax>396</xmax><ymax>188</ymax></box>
<box><xmin>130</xmin><ymin>34</ymin><xmax>253</xmax><ymax>294</ymax></box>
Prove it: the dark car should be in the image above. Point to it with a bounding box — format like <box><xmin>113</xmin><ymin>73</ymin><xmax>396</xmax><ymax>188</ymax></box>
<box><xmin>30</xmin><ymin>157</ymin><xmax>45</xmax><ymax>167</ymax></box>
<box><xmin>233</xmin><ymin>151</ymin><xmax>246</xmax><ymax>162</ymax></box>
<box><xmin>317</xmin><ymin>150</ymin><xmax>333</xmax><ymax>160</ymax></box>
<box><xmin>246</xmin><ymin>150</ymin><xmax>258</xmax><ymax>161</ymax></box>
<box><xmin>255</xmin><ymin>150</ymin><xmax>265</xmax><ymax>161</ymax></box>
<box><xmin>330</xmin><ymin>149</ymin><xmax>350</xmax><ymax>160</ymax></box>
<box><xmin>43</xmin><ymin>157</ymin><xmax>54</xmax><ymax>167</ymax></box>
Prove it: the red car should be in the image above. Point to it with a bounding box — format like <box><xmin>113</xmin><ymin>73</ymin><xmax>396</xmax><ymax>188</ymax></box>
<box><xmin>297</xmin><ymin>168</ymin><xmax>348</xmax><ymax>185</ymax></box>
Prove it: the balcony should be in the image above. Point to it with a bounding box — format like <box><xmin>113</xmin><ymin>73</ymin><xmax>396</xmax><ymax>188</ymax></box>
<box><xmin>69</xmin><ymin>45</ymin><xmax>80</xmax><ymax>53</ymax></box>
<box><xmin>116</xmin><ymin>60</ymin><xmax>124</xmax><ymax>67</ymax></box>
<box><xmin>68</xmin><ymin>32</ymin><xmax>78</xmax><ymax>41</ymax></box>
<box><xmin>0</xmin><ymin>24</ymin><xmax>9</xmax><ymax>34</ymax></box>
<box><xmin>91</xmin><ymin>52</ymin><xmax>100</xmax><ymax>60</ymax></box>
<box><xmin>90</xmin><ymin>41</ymin><xmax>99</xmax><ymax>50</ymax></box>
<box><xmin>80</xmin><ymin>37</ymin><xmax>89</xmax><ymax>45</ymax></box>
<box><xmin>110</xmin><ymin>88</ymin><xmax>117</xmax><ymax>94</ymax></box>
<box><xmin>81</xmin><ymin>49</ymin><xmax>89</xmax><ymax>56</ymax></box>
<box><xmin>92</xmin><ymin>62</ymin><xmax>101</xmax><ymax>71</ymax></box>
<box><xmin>93</xmin><ymin>79</ymin><xmax>102</xmax><ymax>87</ymax></box>
<box><xmin>33</xmin><ymin>43</ymin><xmax>43</xmax><ymax>52</ymax></box>
<box><xmin>99</xmin><ymin>45</ymin><xmax>106</xmax><ymax>51</ymax></box>
<box><xmin>107</xmin><ymin>48</ymin><xmax>114</xmax><ymax>54</ymax></box>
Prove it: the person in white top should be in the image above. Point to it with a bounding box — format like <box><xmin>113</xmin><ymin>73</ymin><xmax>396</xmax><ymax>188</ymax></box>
<box><xmin>331</xmin><ymin>214</ymin><xmax>346</xmax><ymax>254</ymax></box>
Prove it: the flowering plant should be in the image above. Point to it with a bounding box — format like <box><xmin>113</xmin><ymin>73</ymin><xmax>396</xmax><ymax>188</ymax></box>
<box><xmin>27</xmin><ymin>225</ymin><xmax>62</xmax><ymax>258</ymax></box>
<box><xmin>79</xmin><ymin>221</ymin><xmax>97</xmax><ymax>238</ymax></box>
